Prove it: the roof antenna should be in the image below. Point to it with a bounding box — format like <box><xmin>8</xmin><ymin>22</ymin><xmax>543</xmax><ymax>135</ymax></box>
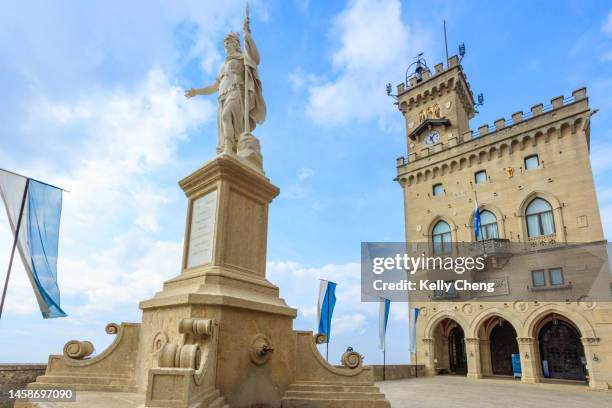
<box><xmin>443</xmin><ymin>20</ymin><xmax>449</xmax><ymax>65</ymax></box>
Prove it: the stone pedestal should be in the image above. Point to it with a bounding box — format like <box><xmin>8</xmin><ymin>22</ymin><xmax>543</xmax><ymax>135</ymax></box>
<box><xmin>137</xmin><ymin>155</ymin><xmax>297</xmax><ymax>406</ymax></box>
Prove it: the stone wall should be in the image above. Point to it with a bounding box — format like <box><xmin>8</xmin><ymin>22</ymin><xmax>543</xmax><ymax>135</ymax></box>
<box><xmin>0</xmin><ymin>365</ymin><xmax>46</xmax><ymax>408</ymax></box>
<box><xmin>372</xmin><ymin>364</ymin><xmax>424</xmax><ymax>381</ymax></box>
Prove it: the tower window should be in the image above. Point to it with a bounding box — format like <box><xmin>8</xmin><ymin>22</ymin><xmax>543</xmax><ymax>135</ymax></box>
<box><xmin>549</xmin><ymin>268</ymin><xmax>564</xmax><ymax>285</ymax></box>
<box><xmin>524</xmin><ymin>155</ymin><xmax>540</xmax><ymax>170</ymax></box>
<box><xmin>526</xmin><ymin>198</ymin><xmax>555</xmax><ymax>237</ymax></box>
<box><xmin>432</xmin><ymin>220</ymin><xmax>451</xmax><ymax>254</ymax></box>
<box><xmin>432</xmin><ymin>183</ymin><xmax>444</xmax><ymax>196</ymax></box>
<box><xmin>532</xmin><ymin>270</ymin><xmax>546</xmax><ymax>287</ymax></box>
<box><xmin>477</xmin><ymin>210</ymin><xmax>499</xmax><ymax>240</ymax></box>
<box><xmin>474</xmin><ymin>170</ymin><xmax>487</xmax><ymax>185</ymax></box>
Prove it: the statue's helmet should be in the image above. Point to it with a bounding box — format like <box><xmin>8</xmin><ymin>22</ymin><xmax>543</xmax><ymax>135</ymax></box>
<box><xmin>223</xmin><ymin>32</ymin><xmax>241</xmax><ymax>51</ymax></box>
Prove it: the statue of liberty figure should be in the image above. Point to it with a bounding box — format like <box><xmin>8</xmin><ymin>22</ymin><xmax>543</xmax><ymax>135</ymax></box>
<box><xmin>185</xmin><ymin>5</ymin><xmax>266</xmax><ymax>170</ymax></box>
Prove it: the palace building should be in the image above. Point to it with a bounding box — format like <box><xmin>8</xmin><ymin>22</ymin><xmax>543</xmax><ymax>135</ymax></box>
<box><xmin>392</xmin><ymin>55</ymin><xmax>612</xmax><ymax>389</ymax></box>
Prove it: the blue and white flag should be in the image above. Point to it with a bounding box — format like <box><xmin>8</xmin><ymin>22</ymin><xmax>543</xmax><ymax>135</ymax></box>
<box><xmin>408</xmin><ymin>307</ymin><xmax>420</xmax><ymax>354</ymax></box>
<box><xmin>378</xmin><ymin>298</ymin><xmax>391</xmax><ymax>350</ymax></box>
<box><xmin>474</xmin><ymin>199</ymin><xmax>481</xmax><ymax>240</ymax></box>
<box><xmin>0</xmin><ymin>169</ymin><xmax>67</xmax><ymax>318</ymax></box>
<box><xmin>317</xmin><ymin>279</ymin><xmax>337</xmax><ymax>343</ymax></box>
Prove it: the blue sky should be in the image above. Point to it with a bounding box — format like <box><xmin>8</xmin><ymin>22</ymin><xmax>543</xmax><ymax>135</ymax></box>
<box><xmin>1</xmin><ymin>0</ymin><xmax>612</xmax><ymax>366</ymax></box>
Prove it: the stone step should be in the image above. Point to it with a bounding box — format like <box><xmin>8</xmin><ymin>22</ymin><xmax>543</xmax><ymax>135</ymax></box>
<box><xmin>281</xmin><ymin>396</ymin><xmax>391</xmax><ymax>408</ymax></box>
<box><xmin>208</xmin><ymin>395</ymin><xmax>227</xmax><ymax>408</ymax></box>
<box><xmin>284</xmin><ymin>390</ymin><xmax>386</xmax><ymax>400</ymax></box>
<box><xmin>291</xmin><ymin>380</ymin><xmax>374</xmax><ymax>387</ymax></box>
<box><xmin>199</xmin><ymin>389</ymin><xmax>221</xmax><ymax>406</ymax></box>
<box><xmin>28</xmin><ymin>376</ymin><xmax>137</xmax><ymax>392</ymax></box>
<box><xmin>287</xmin><ymin>383</ymin><xmax>381</xmax><ymax>393</ymax></box>
<box><xmin>36</xmin><ymin>374</ymin><xmax>135</xmax><ymax>386</ymax></box>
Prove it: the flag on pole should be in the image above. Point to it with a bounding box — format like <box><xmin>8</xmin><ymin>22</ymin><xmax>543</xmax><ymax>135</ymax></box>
<box><xmin>474</xmin><ymin>198</ymin><xmax>481</xmax><ymax>240</ymax></box>
<box><xmin>408</xmin><ymin>307</ymin><xmax>420</xmax><ymax>354</ymax></box>
<box><xmin>0</xmin><ymin>169</ymin><xmax>67</xmax><ymax>318</ymax></box>
<box><xmin>317</xmin><ymin>279</ymin><xmax>337</xmax><ymax>342</ymax></box>
<box><xmin>378</xmin><ymin>298</ymin><xmax>391</xmax><ymax>350</ymax></box>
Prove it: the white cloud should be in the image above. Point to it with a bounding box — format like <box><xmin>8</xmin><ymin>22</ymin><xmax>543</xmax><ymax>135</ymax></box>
<box><xmin>602</xmin><ymin>11</ymin><xmax>612</xmax><ymax>35</ymax></box>
<box><xmin>268</xmin><ymin>261</ymin><xmax>374</xmax><ymax>337</ymax></box>
<box><xmin>0</xmin><ymin>68</ymin><xmax>211</xmax><ymax>319</ymax></box>
<box><xmin>298</xmin><ymin>167</ymin><xmax>314</xmax><ymax>181</ymax></box>
<box><xmin>303</xmin><ymin>0</ymin><xmax>431</xmax><ymax>126</ymax></box>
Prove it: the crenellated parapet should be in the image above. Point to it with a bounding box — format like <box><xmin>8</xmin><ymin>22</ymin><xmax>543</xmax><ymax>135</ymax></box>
<box><xmin>396</xmin><ymin>87</ymin><xmax>591</xmax><ymax>187</ymax></box>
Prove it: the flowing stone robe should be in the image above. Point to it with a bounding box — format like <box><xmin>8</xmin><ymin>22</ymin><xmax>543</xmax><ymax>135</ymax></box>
<box><xmin>215</xmin><ymin>31</ymin><xmax>265</xmax><ymax>154</ymax></box>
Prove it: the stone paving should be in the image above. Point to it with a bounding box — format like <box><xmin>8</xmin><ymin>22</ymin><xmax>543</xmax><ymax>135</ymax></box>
<box><xmin>377</xmin><ymin>375</ymin><xmax>612</xmax><ymax>408</ymax></box>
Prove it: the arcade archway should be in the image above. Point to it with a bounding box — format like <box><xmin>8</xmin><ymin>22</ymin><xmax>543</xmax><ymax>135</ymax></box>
<box><xmin>536</xmin><ymin>315</ymin><xmax>586</xmax><ymax>381</ymax></box>
<box><xmin>475</xmin><ymin>315</ymin><xmax>519</xmax><ymax>377</ymax></box>
<box><xmin>432</xmin><ymin>318</ymin><xmax>467</xmax><ymax>375</ymax></box>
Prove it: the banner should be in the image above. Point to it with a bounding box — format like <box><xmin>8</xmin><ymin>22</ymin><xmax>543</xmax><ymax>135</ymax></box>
<box><xmin>0</xmin><ymin>169</ymin><xmax>66</xmax><ymax>318</ymax></box>
<box><xmin>317</xmin><ymin>279</ymin><xmax>337</xmax><ymax>343</ymax></box>
<box><xmin>379</xmin><ymin>298</ymin><xmax>390</xmax><ymax>350</ymax></box>
<box><xmin>408</xmin><ymin>307</ymin><xmax>420</xmax><ymax>354</ymax></box>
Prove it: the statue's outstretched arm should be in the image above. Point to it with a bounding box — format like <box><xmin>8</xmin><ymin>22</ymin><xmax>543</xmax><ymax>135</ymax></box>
<box><xmin>185</xmin><ymin>80</ymin><xmax>219</xmax><ymax>99</ymax></box>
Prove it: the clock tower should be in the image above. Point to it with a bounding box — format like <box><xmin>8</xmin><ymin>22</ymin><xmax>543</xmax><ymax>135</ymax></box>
<box><xmin>394</xmin><ymin>55</ymin><xmax>476</xmax><ymax>157</ymax></box>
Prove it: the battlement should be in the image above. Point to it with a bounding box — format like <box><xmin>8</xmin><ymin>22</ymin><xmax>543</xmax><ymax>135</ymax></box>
<box><xmin>395</xmin><ymin>87</ymin><xmax>588</xmax><ymax>168</ymax></box>
<box><xmin>395</xmin><ymin>55</ymin><xmax>462</xmax><ymax>96</ymax></box>
<box><xmin>471</xmin><ymin>87</ymin><xmax>587</xmax><ymax>138</ymax></box>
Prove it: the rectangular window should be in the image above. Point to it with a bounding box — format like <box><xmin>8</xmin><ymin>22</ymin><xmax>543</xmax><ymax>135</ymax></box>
<box><xmin>549</xmin><ymin>268</ymin><xmax>564</xmax><ymax>285</ymax></box>
<box><xmin>474</xmin><ymin>170</ymin><xmax>487</xmax><ymax>184</ymax></box>
<box><xmin>524</xmin><ymin>155</ymin><xmax>540</xmax><ymax>170</ymax></box>
<box><xmin>432</xmin><ymin>183</ymin><xmax>444</xmax><ymax>196</ymax></box>
<box><xmin>532</xmin><ymin>270</ymin><xmax>546</xmax><ymax>287</ymax></box>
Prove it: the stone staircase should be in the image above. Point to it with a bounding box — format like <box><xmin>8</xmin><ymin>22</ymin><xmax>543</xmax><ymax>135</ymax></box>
<box><xmin>198</xmin><ymin>389</ymin><xmax>230</xmax><ymax>408</ymax></box>
<box><xmin>29</xmin><ymin>373</ymin><xmax>137</xmax><ymax>392</ymax></box>
<box><xmin>281</xmin><ymin>381</ymin><xmax>390</xmax><ymax>408</ymax></box>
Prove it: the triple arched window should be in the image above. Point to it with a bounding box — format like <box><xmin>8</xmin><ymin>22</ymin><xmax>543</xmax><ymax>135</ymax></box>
<box><xmin>430</xmin><ymin>197</ymin><xmax>556</xmax><ymax>245</ymax></box>
<box><xmin>526</xmin><ymin>198</ymin><xmax>555</xmax><ymax>237</ymax></box>
<box><xmin>432</xmin><ymin>220</ymin><xmax>452</xmax><ymax>254</ymax></box>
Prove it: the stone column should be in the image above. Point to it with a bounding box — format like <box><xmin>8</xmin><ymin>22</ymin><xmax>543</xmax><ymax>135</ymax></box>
<box><xmin>581</xmin><ymin>337</ymin><xmax>607</xmax><ymax>390</ymax></box>
<box><xmin>517</xmin><ymin>337</ymin><xmax>539</xmax><ymax>383</ymax></box>
<box><xmin>479</xmin><ymin>339</ymin><xmax>493</xmax><ymax>377</ymax></box>
<box><xmin>421</xmin><ymin>338</ymin><xmax>436</xmax><ymax>376</ymax></box>
<box><xmin>465</xmin><ymin>338</ymin><xmax>482</xmax><ymax>379</ymax></box>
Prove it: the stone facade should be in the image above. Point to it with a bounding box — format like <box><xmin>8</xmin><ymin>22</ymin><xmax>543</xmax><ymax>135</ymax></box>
<box><xmin>394</xmin><ymin>55</ymin><xmax>612</xmax><ymax>389</ymax></box>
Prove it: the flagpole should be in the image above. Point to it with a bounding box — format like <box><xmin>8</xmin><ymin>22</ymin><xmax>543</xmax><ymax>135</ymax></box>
<box><xmin>415</xmin><ymin>338</ymin><xmax>418</xmax><ymax>378</ymax></box>
<box><xmin>0</xmin><ymin>178</ymin><xmax>29</xmax><ymax>320</ymax></box>
<box><xmin>326</xmin><ymin>289</ymin><xmax>329</xmax><ymax>362</ymax></box>
<box><xmin>383</xmin><ymin>337</ymin><xmax>386</xmax><ymax>381</ymax></box>
<box><xmin>473</xmin><ymin>190</ymin><xmax>486</xmax><ymax>255</ymax></box>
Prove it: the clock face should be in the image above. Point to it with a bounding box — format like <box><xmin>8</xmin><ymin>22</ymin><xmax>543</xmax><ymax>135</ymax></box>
<box><xmin>425</xmin><ymin>131</ymin><xmax>440</xmax><ymax>145</ymax></box>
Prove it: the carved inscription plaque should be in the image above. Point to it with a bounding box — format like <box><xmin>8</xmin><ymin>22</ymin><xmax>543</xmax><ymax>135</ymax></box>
<box><xmin>187</xmin><ymin>190</ymin><xmax>217</xmax><ymax>268</ymax></box>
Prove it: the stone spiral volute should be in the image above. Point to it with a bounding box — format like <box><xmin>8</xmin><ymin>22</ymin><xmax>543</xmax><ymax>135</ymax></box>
<box><xmin>341</xmin><ymin>347</ymin><xmax>363</xmax><ymax>369</ymax></box>
<box><xmin>63</xmin><ymin>340</ymin><xmax>95</xmax><ymax>360</ymax></box>
<box><xmin>314</xmin><ymin>333</ymin><xmax>327</xmax><ymax>344</ymax></box>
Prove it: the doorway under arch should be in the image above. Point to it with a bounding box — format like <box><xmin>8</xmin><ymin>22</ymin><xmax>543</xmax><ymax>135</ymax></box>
<box><xmin>537</xmin><ymin>317</ymin><xmax>586</xmax><ymax>381</ymax></box>
<box><xmin>476</xmin><ymin>315</ymin><xmax>519</xmax><ymax>377</ymax></box>
<box><xmin>490</xmin><ymin>321</ymin><xmax>519</xmax><ymax>375</ymax></box>
<box><xmin>432</xmin><ymin>317</ymin><xmax>467</xmax><ymax>375</ymax></box>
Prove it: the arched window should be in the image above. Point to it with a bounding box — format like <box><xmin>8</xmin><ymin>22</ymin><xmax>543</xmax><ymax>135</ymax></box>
<box><xmin>477</xmin><ymin>210</ymin><xmax>499</xmax><ymax>240</ymax></box>
<box><xmin>432</xmin><ymin>220</ymin><xmax>451</xmax><ymax>253</ymax></box>
<box><xmin>526</xmin><ymin>198</ymin><xmax>555</xmax><ymax>237</ymax></box>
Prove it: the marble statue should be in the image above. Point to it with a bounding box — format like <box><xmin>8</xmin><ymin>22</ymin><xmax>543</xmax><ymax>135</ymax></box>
<box><xmin>185</xmin><ymin>10</ymin><xmax>266</xmax><ymax>167</ymax></box>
